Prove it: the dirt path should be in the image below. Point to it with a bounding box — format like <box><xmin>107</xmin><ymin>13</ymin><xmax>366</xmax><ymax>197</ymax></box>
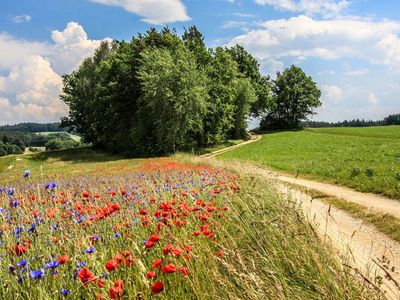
<box><xmin>200</xmin><ymin>134</ymin><xmax>261</xmax><ymax>158</ymax></box>
<box><xmin>281</xmin><ymin>183</ymin><xmax>400</xmax><ymax>300</ymax></box>
<box><xmin>223</xmin><ymin>161</ymin><xmax>400</xmax><ymax>299</ymax></box>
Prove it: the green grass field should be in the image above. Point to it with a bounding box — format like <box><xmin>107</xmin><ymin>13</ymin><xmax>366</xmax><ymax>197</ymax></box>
<box><xmin>219</xmin><ymin>126</ymin><xmax>400</xmax><ymax>199</ymax></box>
<box><xmin>36</xmin><ymin>131</ymin><xmax>82</xmax><ymax>142</ymax></box>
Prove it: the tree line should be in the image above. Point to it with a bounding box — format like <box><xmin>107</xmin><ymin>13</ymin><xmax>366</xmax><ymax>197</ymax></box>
<box><xmin>61</xmin><ymin>26</ymin><xmax>321</xmax><ymax>156</ymax></box>
<box><xmin>304</xmin><ymin>113</ymin><xmax>400</xmax><ymax>128</ymax></box>
<box><xmin>0</xmin><ymin>132</ymin><xmax>82</xmax><ymax>156</ymax></box>
<box><xmin>0</xmin><ymin>122</ymin><xmax>65</xmax><ymax>132</ymax></box>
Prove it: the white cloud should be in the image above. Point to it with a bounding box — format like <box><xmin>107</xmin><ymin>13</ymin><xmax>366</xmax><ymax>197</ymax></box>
<box><xmin>50</xmin><ymin>22</ymin><xmax>106</xmax><ymax>74</ymax></box>
<box><xmin>228</xmin><ymin>16</ymin><xmax>400</xmax><ymax>68</ymax></box>
<box><xmin>322</xmin><ymin>85</ymin><xmax>342</xmax><ymax>101</ymax></box>
<box><xmin>343</xmin><ymin>68</ymin><xmax>370</xmax><ymax>76</ymax></box>
<box><xmin>368</xmin><ymin>92</ymin><xmax>378</xmax><ymax>104</ymax></box>
<box><xmin>88</xmin><ymin>0</ymin><xmax>190</xmax><ymax>24</ymax></box>
<box><xmin>0</xmin><ymin>22</ymin><xmax>106</xmax><ymax>124</ymax></box>
<box><xmin>0</xmin><ymin>33</ymin><xmax>50</xmax><ymax>70</ymax></box>
<box><xmin>222</xmin><ymin>21</ymin><xmax>250</xmax><ymax>29</ymax></box>
<box><xmin>254</xmin><ymin>0</ymin><xmax>349</xmax><ymax>17</ymax></box>
<box><xmin>11</xmin><ymin>15</ymin><xmax>32</xmax><ymax>24</ymax></box>
<box><xmin>377</xmin><ymin>34</ymin><xmax>400</xmax><ymax>68</ymax></box>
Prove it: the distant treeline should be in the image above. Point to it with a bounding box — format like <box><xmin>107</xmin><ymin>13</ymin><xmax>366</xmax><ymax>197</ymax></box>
<box><xmin>0</xmin><ymin>122</ymin><xmax>65</xmax><ymax>132</ymax></box>
<box><xmin>304</xmin><ymin>113</ymin><xmax>400</xmax><ymax>128</ymax></box>
<box><xmin>0</xmin><ymin>132</ymin><xmax>82</xmax><ymax>156</ymax></box>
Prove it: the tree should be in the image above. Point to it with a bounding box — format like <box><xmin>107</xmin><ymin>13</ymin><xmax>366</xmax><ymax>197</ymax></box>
<box><xmin>231</xmin><ymin>78</ymin><xmax>257</xmax><ymax>139</ymax></box>
<box><xmin>137</xmin><ymin>45</ymin><xmax>208</xmax><ymax>154</ymax></box>
<box><xmin>261</xmin><ymin>66</ymin><xmax>321</xmax><ymax>129</ymax></box>
<box><xmin>227</xmin><ymin>45</ymin><xmax>273</xmax><ymax>116</ymax></box>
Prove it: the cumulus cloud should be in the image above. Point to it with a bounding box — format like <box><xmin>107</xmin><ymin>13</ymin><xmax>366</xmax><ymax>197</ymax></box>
<box><xmin>228</xmin><ymin>16</ymin><xmax>400</xmax><ymax>68</ymax></box>
<box><xmin>254</xmin><ymin>0</ymin><xmax>349</xmax><ymax>17</ymax></box>
<box><xmin>11</xmin><ymin>15</ymin><xmax>32</xmax><ymax>24</ymax></box>
<box><xmin>0</xmin><ymin>22</ymin><xmax>106</xmax><ymax>124</ymax></box>
<box><xmin>50</xmin><ymin>22</ymin><xmax>106</xmax><ymax>74</ymax></box>
<box><xmin>88</xmin><ymin>0</ymin><xmax>190</xmax><ymax>24</ymax></box>
<box><xmin>322</xmin><ymin>85</ymin><xmax>342</xmax><ymax>101</ymax></box>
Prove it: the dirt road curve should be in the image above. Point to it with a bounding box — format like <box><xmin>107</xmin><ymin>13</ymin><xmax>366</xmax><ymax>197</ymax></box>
<box><xmin>200</xmin><ymin>134</ymin><xmax>261</xmax><ymax>158</ymax></box>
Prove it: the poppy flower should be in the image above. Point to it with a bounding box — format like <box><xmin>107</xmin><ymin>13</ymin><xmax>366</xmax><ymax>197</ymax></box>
<box><xmin>58</xmin><ymin>255</ymin><xmax>69</xmax><ymax>264</ymax></box>
<box><xmin>151</xmin><ymin>281</ymin><xmax>164</xmax><ymax>294</ymax></box>
<box><xmin>152</xmin><ymin>259</ymin><xmax>162</xmax><ymax>269</ymax></box>
<box><xmin>163</xmin><ymin>244</ymin><xmax>174</xmax><ymax>255</ymax></box>
<box><xmin>144</xmin><ymin>240</ymin><xmax>156</xmax><ymax>248</ymax></box>
<box><xmin>178</xmin><ymin>267</ymin><xmax>189</xmax><ymax>276</ymax></box>
<box><xmin>148</xmin><ymin>234</ymin><xmax>160</xmax><ymax>243</ymax></box>
<box><xmin>105</xmin><ymin>259</ymin><xmax>119</xmax><ymax>272</ymax></box>
<box><xmin>14</xmin><ymin>243</ymin><xmax>28</xmax><ymax>256</ymax></box>
<box><xmin>161</xmin><ymin>264</ymin><xmax>176</xmax><ymax>274</ymax></box>
<box><xmin>146</xmin><ymin>271</ymin><xmax>156</xmax><ymax>279</ymax></box>
<box><xmin>78</xmin><ymin>268</ymin><xmax>96</xmax><ymax>284</ymax></box>
<box><xmin>109</xmin><ymin>280</ymin><xmax>124</xmax><ymax>299</ymax></box>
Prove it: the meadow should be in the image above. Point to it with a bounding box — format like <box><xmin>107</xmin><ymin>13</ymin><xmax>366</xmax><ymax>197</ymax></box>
<box><xmin>0</xmin><ymin>150</ymin><xmax>378</xmax><ymax>299</ymax></box>
<box><xmin>220</xmin><ymin>126</ymin><xmax>400</xmax><ymax>199</ymax></box>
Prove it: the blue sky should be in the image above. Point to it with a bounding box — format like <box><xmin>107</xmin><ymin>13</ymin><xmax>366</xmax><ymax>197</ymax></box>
<box><xmin>0</xmin><ymin>0</ymin><xmax>399</xmax><ymax>124</ymax></box>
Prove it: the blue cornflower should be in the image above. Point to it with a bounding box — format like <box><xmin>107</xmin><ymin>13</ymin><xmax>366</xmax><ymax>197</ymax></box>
<box><xmin>27</xmin><ymin>223</ymin><xmax>36</xmax><ymax>232</ymax></box>
<box><xmin>76</xmin><ymin>261</ymin><xmax>86</xmax><ymax>268</ymax></box>
<box><xmin>17</xmin><ymin>260</ymin><xmax>28</xmax><ymax>267</ymax></box>
<box><xmin>85</xmin><ymin>247</ymin><xmax>96</xmax><ymax>254</ymax></box>
<box><xmin>45</xmin><ymin>260</ymin><xmax>60</xmax><ymax>269</ymax></box>
<box><xmin>7</xmin><ymin>188</ymin><xmax>15</xmax><ymax>195</ymax></box>
<box><xmin>114</xmin><ymin>232</ymin><xmax>121</xmax><ymax>238</ymax></box>
<box><xmin>60</xmin><ymin>289</ymin><xmax>71</xmax><ymax>296</ymax></box>
<box><xmin>29</xmin><ymin>268</ymin><xmax>45</xmax><ymax>279</ymax></box>
<box><xmin>23</xmin><ymin>170</ymin><xmax>30</xmax><ymax>178</ymax></box>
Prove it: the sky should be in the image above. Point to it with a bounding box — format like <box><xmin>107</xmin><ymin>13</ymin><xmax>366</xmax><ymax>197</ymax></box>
<box><xmin>0</xmin><ymin>0</ymin><xmax>399</xmax><ymax>124</ymax></box>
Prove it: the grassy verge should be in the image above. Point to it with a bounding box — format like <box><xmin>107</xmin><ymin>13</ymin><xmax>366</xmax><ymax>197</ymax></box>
<box><xmin>218</xmin><ymin>126</ymin><xmax>400</xmax><ymax>199</ymax></box>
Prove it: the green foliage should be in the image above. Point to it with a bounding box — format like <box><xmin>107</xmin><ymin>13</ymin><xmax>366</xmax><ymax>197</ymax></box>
<box><xmin>61</xmin><ymin>27</ymin><xmax>273</xmax><ymax>156</ymax></box>
<box><xmin>138</xmin><ymin>46</ymin><xmax>207</xmax><ymax>154</ymax></box>
<box><xmin>261</xmin><ymin>65</ymin><xmax>321</xmax><ymax>129</ymax></box>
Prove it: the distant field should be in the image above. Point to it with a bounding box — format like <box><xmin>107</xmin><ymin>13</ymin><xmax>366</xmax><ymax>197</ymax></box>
<box><xmin>219</xmin><ymin>126</ymin><xmax>400</xmax><ymax>199</ymax></box>
<box><xmin>36</xmin><ymin>131</ymin><xmax>82</xmax><ymax>142</ymax></box>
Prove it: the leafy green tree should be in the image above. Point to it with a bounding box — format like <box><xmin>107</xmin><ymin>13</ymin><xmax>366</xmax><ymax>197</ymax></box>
<box><xmin>227</xmin><ymin>45</ymin><xmax>273</xmax><ymax>116</ymax></box>
<box><xmin>232</xmin><ymin>78</ymin><xmax>257</xmax><ymax>139</ymax></box>
<box><xmin>203</xmin><ymin>47</ymin><xmax>239</xmax><ymax>145</ymax></box>
<box><xmin>138</xmin><ymin>45</ymin><xmax>208</xmax><ymax>154</ymax></box>
<box><xmin>261</xmin><ymin>65</ymin><xmax>321</xmax><ymax>129</ymax></box>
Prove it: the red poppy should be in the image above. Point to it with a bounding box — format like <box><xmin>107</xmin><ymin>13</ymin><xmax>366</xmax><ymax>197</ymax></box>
<box><xmin>14</xmin><ymin>244</ymin><xmax>28</xmax><ymax>256</ymax></box>
<box><xmin>163</xmin><ymin>243</ymin><xmax>174</xmax><ymax>255</ymax></box>
<box><xmin>97</xmin><ymin>278</ymin><xmax>105</xmax><ymax>288</ymax></box>
<box><xmin>148</xmin><ymin>234</ymin><xmax>160</xmax><ymax>243</ymax></box>
<box><xmin>78</xmin><ymin>268</ymin><xmax>96</xmax><ymax>284</ymax></box>
<box><xmin>161</xmin><ymin>264</ymin><xmax>176</xmax><ymax>274</ymax></box>
<box><xmin>152</xmin><ymin>259</ymin><xmax>162</xmax><ymax>269</ymax></box>
<box><xmin>146</xmin><ymin>271</ymin><xmax>156</xmax><ymax>279</ymax></box>
<box><xmin>105</xmin><ymin>259</ymin><xmax>120</xmax><ymax>272</ymax></box>
<box><xmin>151</xmin><ymin>281</ymin><xmax>164</xmax><ymax>294</ymax></box>
<box><xmin>144</xmin><ymin>240</ymin><xmax>156</xmax><ymax>248</ymax></box>
<box><xmin>216</xmin><ymin>251</ymin><xmax>224</xmax><ymax>257</ymax></box>
<box><xmin>82</xmin><ymin>191</ymin><xmax>90</xmax><ymax>199</ymax></box>
<box><xmin>178</xmin><ymin>267</ymin><xmax>189</xmax><ymax>276</ymax></box>
<box><xmin>58</xmin><ymin>255</ymin><xmax>69</xmax><ymax>264</ymax></box>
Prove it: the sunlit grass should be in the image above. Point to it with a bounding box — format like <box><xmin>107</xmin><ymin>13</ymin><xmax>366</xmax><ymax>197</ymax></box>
<box><xmin>219</xmin><ymin>126</ymin><xmax>400</xmax><ymax>199</ymax></box>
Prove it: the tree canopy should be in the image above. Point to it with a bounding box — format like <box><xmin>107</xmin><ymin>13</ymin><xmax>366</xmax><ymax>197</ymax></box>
<box><xmin>61</xmin><ymin>26</ymin><xmax>271</xmax><ymax>156</ymax></box>
<box><xmin>61</xmin><ymin>27</ymin><xmax>323</xmax><ymax>156</ymax></box>
<box><xmin>261</xmin><ymin>66</ymin><xmax>321</xmax><ymax>130</ymax></box>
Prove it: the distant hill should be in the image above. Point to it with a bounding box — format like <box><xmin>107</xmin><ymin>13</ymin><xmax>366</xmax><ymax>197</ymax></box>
<box><xmin>0</xmin><ymin>122</ymin><xmax>66</xmax><ymax>132</ymax></box>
